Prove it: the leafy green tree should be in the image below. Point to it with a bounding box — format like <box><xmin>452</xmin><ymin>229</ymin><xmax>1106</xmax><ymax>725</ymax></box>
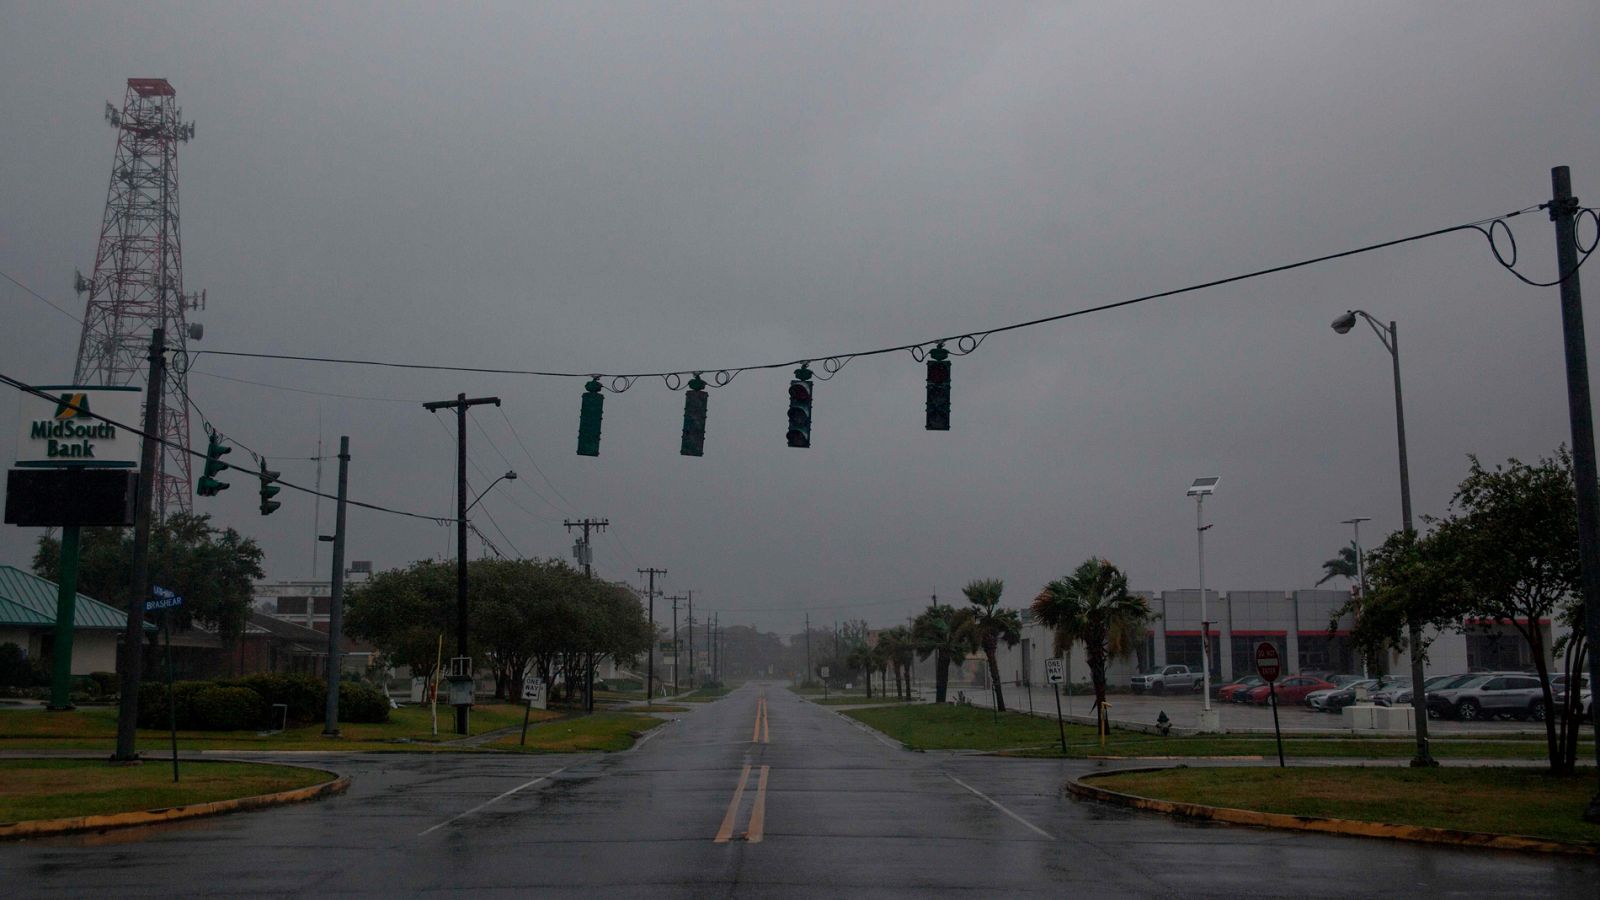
<box><xmin>962</xmin><ymin>578</ymin><xmax>1021</xmax><ymax>712</ymax></box>
<box><xmin>345</xmin><ymin>558</ymin><xmax>650</xmax><ymax>705</ymax></box>
<box><xmin>1433</xmin><ymin>452</ymin><xmax>1581</xmax><ymax>772</ymax></box>
<box><xmin>1316</xmin><ymin>542</ymin><xmax>1360</xmax><ymax>587</ymax></box>
<box><xmin>33</xmin><ymin>513</ymin><xmax>264</xmax><ymax>646</ymax></box>
<box><xmin>1340</xmin><ymin>451</ymin><xmax>1585</xmax><ymax>773</ymax></box>
<box><xmin>1033</xmin><ymin>559</ymin><xmax>1153</xmax><ymax>721</ymax></box>
<box><xmin>912</xmin><ymin>604</ymin><xmax>975</xmax><ymax>703</ymax></box>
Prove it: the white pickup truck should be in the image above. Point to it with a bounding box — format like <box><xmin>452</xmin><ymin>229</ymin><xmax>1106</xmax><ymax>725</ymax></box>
<box><xmin>1130</xmin><ymin>665</ymin><xmax>1205</xmax><ymax>694</ymax></box>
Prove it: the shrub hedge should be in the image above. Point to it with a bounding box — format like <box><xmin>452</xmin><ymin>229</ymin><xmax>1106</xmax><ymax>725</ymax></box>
<box><xmin>137</xmin><ymin>674</ymin><xmax>390</xmax><ymax>729</ymax></box>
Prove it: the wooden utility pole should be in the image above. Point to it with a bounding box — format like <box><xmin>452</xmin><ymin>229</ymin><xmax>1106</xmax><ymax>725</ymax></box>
<box><xmin>113</xmin><ymin>328</ymin><xmax>165</xmax><ymax>762</ymax></box>
<box><xmin>422</xmin><ymin>393</ymin><xmax>501</xmax><ymax>735</ymax></box>
<box><xmin>638</xmin><ymin>568</ymin><xmax>666</xmax><ymax>703</ymax></box>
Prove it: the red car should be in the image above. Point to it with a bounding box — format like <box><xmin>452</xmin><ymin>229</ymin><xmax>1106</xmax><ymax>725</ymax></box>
<box><xmin>1245</xmin><ymin>675</ymin><xmax>1336</xmax><ymax>705</ymax></box>
<box><xmin>1217</xmin><ymin>675</ymin><xmax>1265</xmax><ymax>703</ymax></box>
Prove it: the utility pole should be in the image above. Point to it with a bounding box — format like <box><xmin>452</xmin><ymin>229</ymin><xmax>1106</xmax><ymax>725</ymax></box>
<box><xmin>638</xmin><ymin>568</ymin><xmax>666</xmax><ymax>703</ymax></box>
<box><xmin>565</xmin><ymin>517</ymin><xmax>609</xmax><ymax>711</ymax></box>
<box><xmin>707</xmin><ymin>614</ymin><xmax>714</xmax><ymax>686</ymax></box>
<box><xmin>668</xmin><ymin>595</ymin><xmax>683</xmax><ymax>693</ymax></box>
<box><xmin>564</xmin><ymin>518</ymin><xmax>609</xmax><ymax>578</ymax></box>
<box><xmin>114</xmin><ymin>328</ymin><xmax>166</xmax><ymax>762</ymax></box>
<box><xmin>686</xmin><ymin>591</ymin><xmax>695</xmax><ymax>690</ymax></box>
<box><xmin>322</xmin><ymin>437</ymin><xmax>350</xmax><ymax>736</ymax></box>
<box><xmin>421</xmin><ymin>392</ymin><xmax>500</xmax><ymax>735</ymax></box>
<box><xmin>1548</xmin><ymin>166</ymin><xmax>1600</xmax><ymax>821</ymax></box>
<box><xmin>804</xmin><ymin>612</ymin><xmax>811</xmax><ymax>684</ymax></box>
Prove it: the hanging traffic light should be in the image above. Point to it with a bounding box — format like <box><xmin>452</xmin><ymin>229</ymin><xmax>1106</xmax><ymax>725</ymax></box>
<box><xmin>786</xmin><ymin>364</ymin><xmax>814</xmax><ymax>448</ymax></box>
<box><xmin>577</xmin><ymin>378</ymin><xmax>604</xmax><ymax>456</ymax></box>
<box><xmin>197</xmin><ymin>431</ymin><xmax>231</xmax><ymax>496</ymax></box>
<box><xmin>681</xmin><ymin>376</ymin><xmax>708</xmax><ymax>457</ymax></box>
<box><xmin>925</xmin><ymin>345</ymin><xmax>951</xmax><ymax>431</ymax></box>
<box><xmin>257</xmin><ymin>459</ymin><xmax>281</xmax><ymax>515</ymax></box>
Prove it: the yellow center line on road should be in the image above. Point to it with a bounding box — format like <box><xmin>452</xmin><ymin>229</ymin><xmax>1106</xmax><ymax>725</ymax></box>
<box><xmin>745</xmin><ymin>765</ymin><xmax>770</xmax><ymax>843</ymax></box>
<box><xmin>714</xmin><ymin>763</ymin><xmax>754</xmax><ymax>843</ymax></box>
<box><xmin>751</xmin><ymin>695</ymin><xmax>771</xmax><ymax>744</ymax></box>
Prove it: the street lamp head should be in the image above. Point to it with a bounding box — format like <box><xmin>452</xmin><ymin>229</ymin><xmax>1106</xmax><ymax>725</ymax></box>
<box><xmin>504</xmin><ymin>470</ymin><xmax>518</xmax><ymax>480</ymax></box>
<box><xmin>1331</xmin><ymin>311</ymin><xmax>1358</xmax><ymax>334</ymax></box>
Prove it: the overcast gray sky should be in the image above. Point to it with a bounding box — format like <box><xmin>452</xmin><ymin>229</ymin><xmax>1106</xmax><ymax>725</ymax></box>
<box><xmin>2</xmin><ymin>1</ymin><xmax>1597</xmax><ymax>634</ymax></box>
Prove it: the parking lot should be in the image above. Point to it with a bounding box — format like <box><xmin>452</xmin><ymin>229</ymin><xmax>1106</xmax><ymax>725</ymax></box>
<box><xmin>945</xmin><ymin>683</ymin><xmax>1573</xmax><ymax>737</ymax></box>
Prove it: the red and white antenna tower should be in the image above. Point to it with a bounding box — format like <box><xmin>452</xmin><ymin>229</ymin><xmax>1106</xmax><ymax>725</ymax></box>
<box><xmin>73</xmin><ymin>78</ymin><xmax>205</xmax><ymax>518</ymax></box>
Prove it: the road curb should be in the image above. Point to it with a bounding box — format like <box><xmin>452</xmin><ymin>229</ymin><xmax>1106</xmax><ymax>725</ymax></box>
<box><xmin>0</xmin><ymin>762</ymin><xmax>350</xmax><ymax>841</ymax></box>
<box><xmin>1067</xmin><ymin>767</ymin><xmax>1600</xmax><ymax>857</ymax></box>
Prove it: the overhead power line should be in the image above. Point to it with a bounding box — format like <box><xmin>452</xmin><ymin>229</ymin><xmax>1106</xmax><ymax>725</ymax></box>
<box><xmin>186</xmin><ymin>204</ymin><xmax>1584</xmax><ymax>390</ymax></box>
<box><xmin>0</xmin><ymin>370</ymin><xmax>454</xmax><ymax>525</ymax></box>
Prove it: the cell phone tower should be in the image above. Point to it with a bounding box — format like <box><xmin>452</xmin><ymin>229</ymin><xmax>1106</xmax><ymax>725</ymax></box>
<box><xmin>73</xmin><ymin>78</ymin><xmax>205</xmax><ymax>518</ymax></box>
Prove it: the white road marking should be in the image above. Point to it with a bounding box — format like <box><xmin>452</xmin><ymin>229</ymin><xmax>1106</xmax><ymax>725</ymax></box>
<box><xmin>418</xmin><ymin>766</ymin><xmax>570</xmax><ymax>836</ymax></box>
<box><xmin>945</xmin><ymin>774</ymin><xmax>1055</xmax><ymax>840</ymax></box>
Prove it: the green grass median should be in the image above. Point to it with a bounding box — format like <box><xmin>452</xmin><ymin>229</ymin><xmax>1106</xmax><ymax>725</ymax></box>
<box><xmin>1091</xmin><ymin>766</ymin><xmax>1600</xmax><ymax>845</ymax></box>
<box><xmin>490</xmin><ymin>711</ymin><xmax>666</xmax><ymax>752</ymax></box>
<box><xmin>844</xmin><ymin>703</ymin><xmax>1591</xmax><ymax>760</ymax></box>
<box><xmin>0</xmin><ymin>759</ymin><xmax>332</xmax><ymax>823</ymax></box>
<box><xmin>0</xmin><ymin>703</ymin><xmax>556</xmax><ymax>752</ymax></box>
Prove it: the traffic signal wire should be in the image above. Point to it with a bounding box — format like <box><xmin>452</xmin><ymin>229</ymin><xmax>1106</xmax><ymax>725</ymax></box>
<box><xmin>0</xmin><ymin>370</ymin><xmax>456</xmax><ymax>525</ymax></box>
<box><xmin>186</xmin><ymin>203</ymin><xmax>1584</xmax><ymax>391</ymax></box>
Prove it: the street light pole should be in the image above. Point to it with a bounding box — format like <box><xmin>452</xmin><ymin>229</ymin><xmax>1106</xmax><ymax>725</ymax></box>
<box><xmin>1187</xmin><ymin>477</ymin><xmax>1219</xmax><ymax>731</ymax></box>
<box><xmin>1332</xmin><ymin>309</ymin><xmax>1434</xmax><ymax>765</ymax></box>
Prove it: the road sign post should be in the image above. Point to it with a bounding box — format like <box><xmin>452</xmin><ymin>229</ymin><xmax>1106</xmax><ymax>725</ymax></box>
<box><xmin>147</xmin><ymin>586</ymin><xmax>184</xmax><ymax>782</ymax></box>
<box><xmin>518</xmin><ymin>678</ymin><xmax>546</xmax><ymax>747</ymax></box>
<box><xmin>1046</xmin><ymin>658</ymin><xmax>1066</xmax><ymax>754</ymax></box>
<box><xmin>1255</xmin><ymin>642</ymin><xmax>1285</xmax><ymax>768</ymax></box>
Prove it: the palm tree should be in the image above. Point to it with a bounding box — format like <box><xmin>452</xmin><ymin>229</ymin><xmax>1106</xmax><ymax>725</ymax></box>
<box><xmin>912</xmin><ymin>604</ymin><xmax>975</xmax><ymax>703</ymax></box>
<box><xmin>889</xmin><ymin>626</ymin><xmax>917</xmax><ymax>699</ymax></box>
<box><xmin>963</xmin><ymin>578</ymin><xmax>1022</xmax><ymax>712</ymax></box>
<box><xmin>1316</xmin><ymin>542</ymin><xmax>1360</xmax><ymax>586</ymax></box>
<box><xmin>870</xmin><ymin>637</ymin><xmax>896</xmax><ymax>701</ymax></box>
<box><xmin>1032</xmin><ymin>558</ymin><xmax>1154</xmax><ymax>724</ymax></box>
<box><xmin>846</xmin><ymin>645</ymin><xmax>874</xmax><ymax>698</ymax></box>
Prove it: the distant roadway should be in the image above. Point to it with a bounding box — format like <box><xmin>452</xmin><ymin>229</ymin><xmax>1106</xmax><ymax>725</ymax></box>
<box><xmin>3</xmin><ymin>683</ymin><xmax>1594</xmax><ymax>898</ymax></box>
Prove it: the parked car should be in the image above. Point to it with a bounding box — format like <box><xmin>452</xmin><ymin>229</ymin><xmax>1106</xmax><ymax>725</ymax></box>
<box><xmin>1364</xmin><ymin>677</ymin><xmax>1413</xmax><ymax>707</ymax></box>
<box><xmin>1379</xmin><ymin>673</ymin><xmax>1475</xmax><ymax>708</ymax></box>
<box><xmin>1427</xmin><ymin>673</ymin><xmax>1547</xmax><ymax>721</ymax></box>
<box><xmin>1130</xmin><ymin>665</ymin><xmax>1205</xmax><ymax>694</ymax></box>
<box><xmin>1217</xmin><ymin>674</ymin><xmax>1265</xmax><ymax>702</ymax></box>
<box><xmin>1309</xmin><ymin>678</ymin><xmax>1378</xmax><ymax>713</ymax></box>
<box><xmin>1245</xmin><ymin>675</ymin><xmax>1337</xmax><ymax>705</ymax></box>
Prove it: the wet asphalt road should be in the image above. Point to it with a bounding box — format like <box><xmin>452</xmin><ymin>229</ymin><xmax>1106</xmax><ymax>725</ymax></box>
<box><xmin>4</xmin><ymin>682</ymin><xmax>1597</xmax><ymax>898</ymax></box>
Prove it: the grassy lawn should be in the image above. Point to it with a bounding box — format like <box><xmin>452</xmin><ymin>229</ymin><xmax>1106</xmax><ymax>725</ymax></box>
<box><xmin>1093</xmin><ymin>766</ymin><xmax>1600</xmax><ymax>845</ymax></box>
<box><xmin>0</xmin><ymin>703</ymin><xmax>556</xmax><ymax>752</ymax></box>
<box><xmin>489</xmin><ymin>712</ymin><xmax>666</xmax><ymax>752</ymax></box>
<box><xmin>677</xmin><ymin>686</ymin><xmax>733</xmax><ymax>703</ymax></box>
<box><xmin>0</xmin><ymin>759</ymin><xmax>332</xmax><ymax>822</ymax></box>
<box><xmin>844</xmin><ymin>703</ymin><xmax>1591</xmax><ymax>760</ymax></box>
<box><xmin>812</xmin><ymin>696</ymin><xmax>916</xmax><ymax>707</ymax></box>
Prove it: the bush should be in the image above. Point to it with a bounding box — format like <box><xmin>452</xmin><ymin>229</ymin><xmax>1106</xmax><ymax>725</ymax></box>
<box><xmin>191</xmin><ymin>685</ymin><xmax>266</xmax><ymax>731</ymax></box>
<box><xmin>89</xmin><ymin>671</ymin><xmax>119</xmax><ymax>697</ymax></box>
<box><xmin>0</xmin><ymin>643</ymin><xmax>30</xmax><ymax>688</ymax></box>
<box><xmin>339</xmin><ymin>681</ymin><xmax>390</xmax><ymax>723</ymax></box>
<box><xmin>137</xmin><ymin>680</ymin><xmax>212</xmax><ymax>729</ymax></box>
<box><xmin>233</xmin><ymin>673</ymin><xmax>326</xmax><ymax>725</ymax></box>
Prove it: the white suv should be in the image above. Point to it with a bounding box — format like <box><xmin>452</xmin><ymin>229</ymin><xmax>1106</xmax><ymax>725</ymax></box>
<box><xmin>1427</xmin><ymin>673</ymin><xmax>1547</xmax><ymax>722</ymax></box>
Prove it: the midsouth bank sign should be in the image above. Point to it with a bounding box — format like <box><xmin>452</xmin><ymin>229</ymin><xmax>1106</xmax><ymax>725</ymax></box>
<box><xmin>15</xmin><ymin>385</ymin><xmax>142</xmax><ymax>468</ymax></box>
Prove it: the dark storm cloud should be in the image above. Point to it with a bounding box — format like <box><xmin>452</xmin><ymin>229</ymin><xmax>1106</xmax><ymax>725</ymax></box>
<box><xmin>2</xmin><ymin>2</ymin><xmax>1597</xmax><ymax>631</ymax></box>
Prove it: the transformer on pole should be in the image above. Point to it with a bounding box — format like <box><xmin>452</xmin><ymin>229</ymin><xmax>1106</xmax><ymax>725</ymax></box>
<box><xmin>73</xmin><ymin>78</ymin><xmax>204</xmax><ymax>517</ymax></box>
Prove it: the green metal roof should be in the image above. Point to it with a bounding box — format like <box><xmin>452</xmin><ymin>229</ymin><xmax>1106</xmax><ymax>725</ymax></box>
<box><xmin>0</xmin><ymin>565</ymin><xmax>140</xmax><ymax>630</ymax></box>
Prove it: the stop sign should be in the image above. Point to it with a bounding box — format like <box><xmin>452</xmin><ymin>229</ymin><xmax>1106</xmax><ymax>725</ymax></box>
<box><xmin>1254</xmin><ymin>642</ymin><xmax>1281</xmax><ymax>683</ymax></box>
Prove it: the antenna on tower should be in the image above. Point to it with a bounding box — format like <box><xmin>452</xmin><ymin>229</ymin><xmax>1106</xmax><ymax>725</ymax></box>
<box><xmin>74</xmin><ymin>77</ymin><xmax>205</xmax><ymax>518</ymax></box>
